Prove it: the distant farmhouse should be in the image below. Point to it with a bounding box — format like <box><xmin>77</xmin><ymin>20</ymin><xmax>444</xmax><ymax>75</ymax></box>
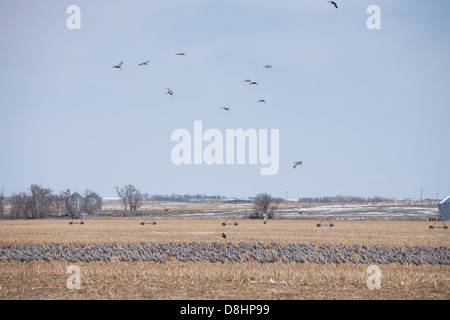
<box><xmin>65</xmin><ymin>192</ymin><xmax>102</xmax><ymax>218</ymax></box>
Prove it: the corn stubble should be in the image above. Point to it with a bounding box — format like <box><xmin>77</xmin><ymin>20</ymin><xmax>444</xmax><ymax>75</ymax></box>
<box><xmin>0</xmin><ymin>219</ymin><xmax>448</xmax><ymax>299</ymax></box>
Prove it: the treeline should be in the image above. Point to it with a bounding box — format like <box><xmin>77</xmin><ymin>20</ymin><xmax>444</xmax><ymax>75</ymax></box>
<box><xmin>142</xmin><ymin>194</ymin><xmax>224</xmax><ymax>202</ymax></box>
<box><xmin>297</xmin><ymin>195</ymin><xmax>394</xmax><ymax>204</ymax></box>
<box><xmin>0</xmin><ymin>185</ymin><xmax>101</xmax><ymax>220</ymax></box>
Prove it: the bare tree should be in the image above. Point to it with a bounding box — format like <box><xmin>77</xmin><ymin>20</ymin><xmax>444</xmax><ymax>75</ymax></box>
<box><xmin>59</xmin><ymin>189</ymin><xmax>71</xmax><ymax>216</ymax></box>
<box><xmin>51</xmin><ymin>191</ymin><xmax>68</xmax><ymax>217</ymax></box>
<box><xmin>250</xmin><ymin>193</ymin><xmax>278</xmax><ymax>220</ymax></box>
<box><xmin>115</xmin><ymin>185</ymin><xmax>142</xmax><ymax>211</ymax></box>
<box><xmin>10</xmin><ymin>192</ymin><xmax>31</xmax><ymax>219</ymax></box>
<box><xmin>129</xmin><ymin>191</ymin><xmax>142</xmax><ymax>211</ymax></box>
<box><xmin>64</xmin><ymin>190</ymin><xmax>83</xmax><ymax>219</ymax></box>
<box><xmin>115</xmin><ymin>186</ymin><xmax>128</xmax><ymax>210</ymax></box>
<box><xmin>29</xmin><ymin>184</ymin><xmax>53</xmax><ymax>219</ymax></box>
<box><xmin>9</xmin><ymin>185</ymin><xmax>52</xmax><ymax>219</ymax></box>
<box><xmin>83</xmin><ymin>189</ymin><xmax>102</xmax><ymax>214</ymax></box>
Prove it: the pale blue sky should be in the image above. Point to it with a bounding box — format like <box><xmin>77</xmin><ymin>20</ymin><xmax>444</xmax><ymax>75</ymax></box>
<box><xmin>0</xmin><ymin>0</ymin><xmax>449</xmax><ymax>199</ymax></box>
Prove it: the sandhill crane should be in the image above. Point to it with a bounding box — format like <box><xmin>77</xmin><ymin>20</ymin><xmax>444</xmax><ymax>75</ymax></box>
<box><xmin>293</xmin><ymin>161</ymin><xmax>303</xmax><ymax>169</ymax></box>
<box><xmin>249</xmin><ymin>81</ymin><xmax>259</xmax><ymax>85</ymax></box>
<box><xmin>219</xmin><ymin>107</ymin><xmax>230</xmax><ymax>113</ymax></box>
<box><xmin>175</xmin><ymin>53</ymin><xmax>186</xmax><ymax>56</ymax></box>
<box><xmin>263</xmin><ymin>64</ymin><xmax>273</xmax><ymax>69</ymax></box>
<box><xmin>138</xmin><ymin>61</ymin><xmax>149</xmax><ymax>66</ymax></box>
<box><xmin>257</xmin><ymin>99</ymin><xmax>266</xmax><ymax>104</ymax></box>
<box><xmin>112</xmin><ymin>61</ymin><xmax>123</xmax><ymax>69</ymax></box>
<box><xmin>165</xmin><ymin>88</ymin><xmax>173</xmax><ymax>97</ymax></box>
<box><xmin>263</xmin><ymin>213</ymin><xmax>268</xmax><ymax>224</ymax></box>
<box><xmin>242</xmin><ymin>78</ymin><xmax>252</xmax><ymax>83</ymax></box>
<box><xmin>221</xmin><ymin>233</ymin><xmax>227</xmax><ymax>239</ymax></box>
<box><xmin>328</xmin><ymin>1</ymin><xmax>338</xmax><ymax>8</ymax></box>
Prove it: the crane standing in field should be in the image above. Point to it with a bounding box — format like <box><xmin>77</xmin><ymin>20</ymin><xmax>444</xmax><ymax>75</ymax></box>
<box><xmin>263</xmin><ymin>213</ymin><xmax>268</xmax><ymax>224</ymax></box>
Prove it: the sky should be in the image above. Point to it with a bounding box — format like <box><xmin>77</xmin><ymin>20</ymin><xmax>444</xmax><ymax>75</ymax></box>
<box><xmin>0</xmin><ymin>0</ymin><xmax>449</xmax><ymax>200</ymax></box>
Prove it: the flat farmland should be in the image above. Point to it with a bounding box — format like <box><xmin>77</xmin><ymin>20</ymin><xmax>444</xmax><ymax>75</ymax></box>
<box><xmin>0</xmin><ymin>218</ymin><xmax>448</xmax><ymax>300</ymax></box>
<box><xmin>0</xmin><ymin>218</ymin><xmax>447</xmax><ymax>246</ymax></box>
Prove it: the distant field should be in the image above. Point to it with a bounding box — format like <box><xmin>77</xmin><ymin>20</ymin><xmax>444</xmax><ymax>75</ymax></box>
<box><xmin>0</xmin><ymin>217</ymin><xmax>448</xmax><ymax>300</ymax></box>
<box><xmin>0</xmin><ymin>218</ymin><xmax>446</xmax><ymax>245</ymax></box>
<box><xmin>101</xmin><ymin>199</ymin><xmax>439</xmax><ymax>221</ymax></box>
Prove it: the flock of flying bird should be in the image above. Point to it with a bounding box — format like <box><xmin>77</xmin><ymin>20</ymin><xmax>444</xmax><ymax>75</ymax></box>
<box><xmin>109</xmin><ymin>3</ymin><xmax>345</xmax><ymax>176</ymax></box>
<box><xmin>112</xmin><ymin>55</ymin><xmax>304</xmax><ymax>172</ymax></box>
<box><xmin>112</xmin><ymin>56</ymin><xmax>270</xmax><ymax>105</ymax></box>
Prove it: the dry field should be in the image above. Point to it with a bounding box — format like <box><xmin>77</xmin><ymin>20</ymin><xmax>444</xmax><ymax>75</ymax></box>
<box><xmin>0</xmin><ymin>217</ymin><xmax>448</xmax><ymax>300</ymax></box>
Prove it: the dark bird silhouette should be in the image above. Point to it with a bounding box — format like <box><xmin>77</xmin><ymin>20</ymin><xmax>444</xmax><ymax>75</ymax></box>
<box><xmin>221</xmin><ymin>233</ymin><xmax>227</xmax><ymax>239</ymax></box>
<box><xmin>293</xmin><ymin>161</ymin><xmax>303</xmax><ymax>169</ymax></box>
<box><xmin>138</xmin><ymin>61</ymin><xmax>149</xmax><ymax>66</ymax></box>
<box><xmin>249</xmin><ymin>81</ymin><xmax>259</xmax><ymax>85</ymax></box>
<box><xmin>220</xmin><ymin>107</ymin><xmax>230</xmax><ymax>113</ymax></box>
<box><xmin>112</xmin><ymin>61</ymin><xmax>123</xmax><ymax>69</ymax></box>
<box><xmin>175</xmin><ymin>53</ymin><xmax>186</xmax><ymax>56</ymax></box>
<box><xmin>263</xmin><ymin>64</ymin><xmax>273</xmax><ymax>69</ymax></box>
<box><xmin>165</xmin><ymin>88</ymin><xmax>174</xmax><ymax>97</ymax></box>
<box><xmin>257</xmin><ymin>99</ymin><xmax>266</xmax><ymax>104</ymax></box>
<box><xmin>329</xmin><ymin>1</ymin><xmax>338</xmax><ymax>8</ymax></box>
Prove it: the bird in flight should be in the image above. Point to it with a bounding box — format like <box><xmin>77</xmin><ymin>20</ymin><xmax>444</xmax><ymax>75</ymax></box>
<box><xmin>242</xmin><ymin>78</ymin><xmax>252</xmax><ymax>83</ymax></box>
<box><xmin>175</xmin><ymin>53</ymin><xmax>186</xmax><ymax>56</ymax></box>
<box><xmin>263</xmin><ymin>64</ymin><xmax>273</xmax><ymax>69</ymax></box>
<box><xmin>112</xmin><ymin>61</ymin><xmax>123</xmax><ymax>69</ymax></box>
<box><xmin>328</xmin><ymin>1</ymin><xmax>338</xmax><ymax>8</ymax></box>
<box><xmin>219</xmin><ymin>107</ymin><xmax>230</xmax><ymax>113</ymax></box>
<box><xmin>221</xmin><ymin>232</ymin><xmax>227</xmax><ymax>239</ymax></box>
<box><xmin>249</xmin><ymin>81</ymin><xmax>259</xmax><ymax>85</ymax></box>
<box><xmin>138</xmin><ymin>61</ymin><xmax>150</xmax><ymax>66</ymax></box>
<box><xmin>293</xmin><ymin>161</ymin><xmax>303</xmax><ymax>169</ymax></box>
<box><xmin>165</xmin><ymin>88</ymin><xmax>174</xmax><ymax>97</ymax></box>
<box><xmin>257</xmin><ymin>99</ymin><xmax>266</xmax><ymax>104</ymax></box>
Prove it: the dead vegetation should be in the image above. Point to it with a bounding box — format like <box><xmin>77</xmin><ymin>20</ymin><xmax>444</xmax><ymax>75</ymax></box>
<box><xmin>0</xmin><ymin>218</ymin><xmax>448</xmax><ymax>299</ymax></box>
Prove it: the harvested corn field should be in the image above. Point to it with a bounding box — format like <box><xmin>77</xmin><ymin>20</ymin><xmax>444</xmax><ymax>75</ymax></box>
<box><xmin>0</xmin><ymin>218</ymin><xmax>448</xmax><ymax>299</ymax></box>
